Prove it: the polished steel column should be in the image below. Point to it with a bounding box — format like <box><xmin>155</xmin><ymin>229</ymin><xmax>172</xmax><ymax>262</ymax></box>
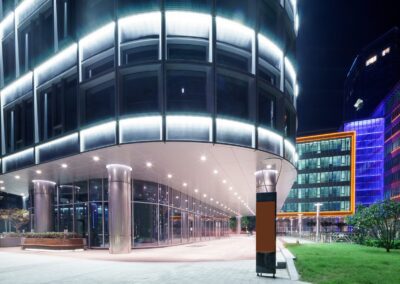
<box><xmin>255</xmin><ymin>168</ymin><xmax>278</xmax><ymax>193</ymax></box>
<box><xmin>236</xmin><ymin>216</ymin><xmax>242</xmax><ymax>234</ymax></box>
<box><xmin>106</xmin><ymin>164</ymin><xmax>132</xmax><ymax>254</ymax></box>
<box><xmin>32</xmin><ymin>180</ymin><xmax>56</xmax><ymax>232</ymax></box>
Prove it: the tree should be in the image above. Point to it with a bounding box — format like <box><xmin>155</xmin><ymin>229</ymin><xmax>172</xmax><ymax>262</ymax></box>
<box><xmin>10</xmin><ymin>209</ymin><xmax>30</xmax><ymax>233</ymax></box>
<box><xmin>229</xmin><ymin>217</ymin><xmax>237</xmax><ymax>232</ymax></box>
<box><xmin>347</xmin><ymin>201</ymin><xmax>400</xmax><ymax>252</ymax></box>
<box><xmin>0</xmin><ymin>209</ymin><xmax>30</xmax><ymax>233</ymax></box>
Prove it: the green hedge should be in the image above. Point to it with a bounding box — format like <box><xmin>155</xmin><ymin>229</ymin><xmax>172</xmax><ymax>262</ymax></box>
<box><xmin>364</xmin><ymin>239</ymin><xmax>400</xmax><ymax>249</ymax></box>
<box><xmin>3</xmin><ymin>232</ymin><xmax>80</xmax><ymax>239</ymax></box>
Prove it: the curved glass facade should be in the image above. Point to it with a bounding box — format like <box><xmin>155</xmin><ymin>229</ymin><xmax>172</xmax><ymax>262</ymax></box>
<box><xmin>0</xmin><ymin>0</ymin><xmax>298</xmax><ymax>173</ymax></box>
<box><xmin>28</xmin><ymin>178</ymin><xmax>230</xmax><ymax>248</ymax></box>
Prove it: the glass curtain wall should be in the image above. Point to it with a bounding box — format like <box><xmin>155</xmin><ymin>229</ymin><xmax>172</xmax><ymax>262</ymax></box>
<box><xmin>49</xmin><ymin>178</ymin><xmax>229</xmax><ymax>248</ymax></box>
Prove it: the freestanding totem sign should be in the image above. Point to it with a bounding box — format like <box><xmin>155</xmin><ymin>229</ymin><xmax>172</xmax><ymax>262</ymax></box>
<box><xmin>255</xmin><ymin>167</ymin><xmax>278</xmax><ymax>277</ymax></box>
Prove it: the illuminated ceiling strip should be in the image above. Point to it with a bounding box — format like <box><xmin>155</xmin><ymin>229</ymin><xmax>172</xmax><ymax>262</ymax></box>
<box><xmin>167</xmin><ymin>115</ymin><xmax>213</xmax><ymax>141</ymax></box>
<box><xmin>35</xmin><ymin>133</ymin><xmax>78</xmax><ymax>163</ymax></box>
<box><xmin>257</xmin><ymin>33</ymin><xmax>283</xmax><ymax>60</ymax></box>
<box><xmin>34</xmin><ymin>43</ymin><xmax>77</xmax><ymax>79</ymax></box>
<box><xmin>166</xmin><ymin>11</ymin><xmax>211</xmax><ymax>38</ymax></box>
<box><xmin>2</xmin><ymin>147</ymin><xmax>34</xmax><ymax>164</ymax></box>
<box><xmin>297</xmin><ymin>131</ymin><xmax>356</xmax><ymax>143</ymax></box>
<box><xmin>0</xmin><ymin>12</ymin><xmax>14</xmax><ymax>39</ymax></box>
<box><xmin>119</xmin><ymin>115</ymin><xmax>162</xmax><ymax>141</ymax></box>
<box><xmin>80</xmin><ymin>121</ymin><xmax>116</xmax><ymax>152</ymax></box>
<box><xmin>284</xmin><ymin>57</ymin><xmax>297</xmax><ymax>84</ymax></box>
<box><xmin>118</xmin><ymin>11</ymin><xmax>161</xmax><ymax>40</ymax></box>
<box><xmin>1</xmin><ymin>71</ymin><xmax>32</xmax><ymax>102</ymax></box>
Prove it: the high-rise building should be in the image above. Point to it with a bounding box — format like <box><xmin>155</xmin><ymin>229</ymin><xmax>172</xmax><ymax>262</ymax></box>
<box><xmin>344</xmin><ymin>27</ymin><xmax>400</xmax><ymax>122</ymax></box>
<box><xmin>372</xmin><ymin>82</ymin><xmax>400</xmax><ymax>201</ymax></box>
<box><xmin>343</xmin><ymin>118</ymin><xmax>385</xmax><ymax>207</ymax></box>
<box><xmin>0</xmin><ymin>0</ymin><xmax>298</xmax><ymax>252</ymax></box>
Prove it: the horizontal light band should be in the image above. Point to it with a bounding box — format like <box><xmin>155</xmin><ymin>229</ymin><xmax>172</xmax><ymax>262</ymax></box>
<box><xmin>1</xmin><ymin>71</ymin><xmax>32</xmax><ymax>102</ymax></box>
<box><xmin>80</xmin><ymin>121</ymin><xmax>116</xmax><ymax>152</ymax></box>
<box><xmin>118</xmin><ymin>11</ymin><xmax>161</xmax><ymax>41</ymax></box>
<box><xmin>166</xmin><ymin>11</ymin><xmax>211</xmax><ymax>38</ymax></box>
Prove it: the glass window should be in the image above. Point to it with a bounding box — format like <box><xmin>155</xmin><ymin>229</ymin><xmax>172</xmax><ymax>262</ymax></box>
<box><xmin>82</xmin><ymin>80</ymin><xmax>115</xmax><ymax>126</ymax></box>
<box><xmin>134</xmin><ymin>203</ymin><xmax>158</xmax><ymax>247</ymax></box>
<box><xmin>75</xmin><ymin>182</ymin><xmax>88</xmax><ymax>203</ymax></box>
<box><xmin>89</xmin><ymin>179</ymin><xmax>103</xmax><ymax>201</ymax></box>
<box><xmin>38</xmin><ymin>75</ymin><xmax>78</xmax><ymax>141</ymax></box>
<box><xmin>120</xmin><ymin>71</ymin><xmax>159</xmax><ymax>116</ymax></box>
<box><xmin>4</xmin><ymin>97</ymin><xmax>34</xmax><ymax>153</ymax></box>
<box><xmin>159</xmin><ymin>205</ymin><xmax>169</xmax><ymax>244</ymax></box>
<box><xmin>76</xmin><ymin>0</ymin><xmax>114</xmax><ymax>38</ymax></box>
<box><xmin>59</xmin><ymin>205</ymin><xmax>73</xmax><ymax>232</ymax></box>
<box><xmin>165</xmin><ymin>0</ymin><xmax>212</xmax><ymax>13</ymax></box>
<box><xmin>75</xmin><ymin>203</ymin><xmax>87</xmax><ymax>237</ymax></box>
<box><xmin>59</xmin><ymin>185</ymin><xmax>73</xmax><ymax>204</ymax></box>
<box><xmin>217</xmin><ymin>73</ymin><xmax>250</xmax><ymax>121</ymax></box>
<box><xmin>134</xmin><ymin>180</ymin><xmax>158</xmax><ymax>203</ymax></box>
<box><xmin>171</xmin><ymin>208</ymin><xmax>181</xmax><ymax>243</ymax></box>
<box><xmin>118</xmin><ymin>0</ymin><xmax>160</xmax><ymax>17</ymax></box>
<box><xmin>167</xmin><ymin>69</ymin><xmax>208</xmax><ymax>114</ymax></box>
<box><xmin>56</xmin><ymin>0</ymin><xmax>76</xmax><ymax>48</ymax></box>
<box><xmin>89</xmin><ymin>202</ymin><xmax>104</xmax><ymax>247</ymax></box>
<box><xmin>18</xmin><ymin>5</ymin><xmax>54</xmax><ymax>73</ymax></box>
<box><xmin>258</xmin><ymin>87</ymin><xmax>275</xmax><ymax>128</ymax></box>
<box><xmin>2</xmin><ymin>34</ymin><xmax>15</xmax><ymax>85</ymax></box>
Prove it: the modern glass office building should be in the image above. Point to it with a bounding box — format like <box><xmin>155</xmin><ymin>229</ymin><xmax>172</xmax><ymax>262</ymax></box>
<box><xmin>279</xmin><ymin>132</ymin><xmax>356</xmax><ymax>217</ymax></box>
<box><xmin>343</xmin><ymin>118</ymin><xmax>384</xmax><ymax>206</ymax></box>
<box><xmin>0</xmin><ymin>1</ymin><xmax>298</xmax><ymax>251</ymax></box>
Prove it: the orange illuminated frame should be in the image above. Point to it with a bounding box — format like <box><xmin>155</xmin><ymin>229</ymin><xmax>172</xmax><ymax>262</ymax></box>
<box><xmin>278</xmin><ymin>131</ymin><xmax>356</xmax><ymax>218</ymax></box>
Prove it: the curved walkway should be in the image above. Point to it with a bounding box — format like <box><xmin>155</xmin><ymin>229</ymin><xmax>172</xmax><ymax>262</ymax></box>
<box><xmin>0</xmin><ymin>236</ymin><xmax>308</xmax><ymax>283</ymax></box>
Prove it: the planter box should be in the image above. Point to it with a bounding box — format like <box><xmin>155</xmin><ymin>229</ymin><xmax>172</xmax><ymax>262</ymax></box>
<box><xmin>0</xmin><ymin>237</ymin><xmax>22</xmax><ymax>247</ymax></box>
<box><xmin>22</xmin><ymin>238</ymin><xmax>84</xmax><ymax>250</ymax></box>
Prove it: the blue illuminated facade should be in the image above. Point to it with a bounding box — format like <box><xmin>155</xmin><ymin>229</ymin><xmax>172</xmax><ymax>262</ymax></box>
<box><xmin>344</xmin><ymin>118</ymin><xmax>384</xmax><ymax>207</ymax></box>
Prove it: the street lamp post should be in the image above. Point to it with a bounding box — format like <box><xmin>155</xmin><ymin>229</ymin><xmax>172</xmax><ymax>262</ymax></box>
<box><xmin>314</xmin><ymin>203</ymin><xmax>323</xmax><ymax>242</ymax></box>
<box><xmin>298</xmin><ymin>213</ymin><xmax>303</xmax><ymax>239</ymax></box>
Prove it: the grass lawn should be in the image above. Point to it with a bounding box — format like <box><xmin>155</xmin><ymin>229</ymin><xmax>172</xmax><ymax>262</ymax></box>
<box><xmin>287</xmin><ymin>243</ymin><xmax>400</xmax><ymax>284</ymax></box>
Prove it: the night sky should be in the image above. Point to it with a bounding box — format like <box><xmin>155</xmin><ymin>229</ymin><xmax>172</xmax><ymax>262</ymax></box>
<box><xmin>297</xmin><ymin>0</ymin><xmax>400</xmax><ymax>134</ymax></box>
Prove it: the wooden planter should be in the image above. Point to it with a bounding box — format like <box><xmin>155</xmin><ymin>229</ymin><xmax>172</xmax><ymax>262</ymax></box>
<box><xmin>22</xmin><ymin>238</ymin><xmax>84</xmax><ymax>250</ymax></box>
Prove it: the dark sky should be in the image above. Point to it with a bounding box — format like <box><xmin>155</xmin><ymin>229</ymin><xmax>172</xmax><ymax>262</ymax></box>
<box><xmin>297</xmin><ymin>0</ymin><xmax>400</xmax><ymax>134</ymax></box>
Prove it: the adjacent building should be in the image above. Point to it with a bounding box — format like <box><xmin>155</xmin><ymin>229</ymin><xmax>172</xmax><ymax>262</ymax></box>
<box><xmin>0</xmin><ymin>0</ymin><xmax>298</xmax><ymax>251</ymax></box>
<box><xmin>280</xmin><ymin>132</ymin><xmax>356</xmax><ymax>216</ymax></box>
<box><xmin>343</xmin><ymin>118</ymin><xmax>385</xmax><ymax>207</ymax></box>
<box><xmin>372</xmin><ymin>82</ymin><xmax>400</xmax><ymax>201</ymax></box>
<box><xmin>344</xmin><ymin>27</ymin><xmax>400</xmax><ymax>122</ymax></box>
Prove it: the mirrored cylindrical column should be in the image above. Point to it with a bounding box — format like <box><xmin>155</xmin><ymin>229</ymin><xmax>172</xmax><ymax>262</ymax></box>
<box><xmin>255</xmin><ymin>168</ymin><xmax>278</xmax><ymax>193</ymax></box>
<box><xmin>106</xmin><ymin>164</ymin><xmax>132</xmax><ymax>254</ymax></box>
<box><xmin>33</xmin><ymin>180</ymin><xmax>56</xmax><ymax>232</ymax></box>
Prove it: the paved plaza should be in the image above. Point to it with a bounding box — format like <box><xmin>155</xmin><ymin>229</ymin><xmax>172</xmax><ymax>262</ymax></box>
<box><xmin>0</xmin><ymin>236</ymin><xmax>307</xmax><ymax>284</ymax></box>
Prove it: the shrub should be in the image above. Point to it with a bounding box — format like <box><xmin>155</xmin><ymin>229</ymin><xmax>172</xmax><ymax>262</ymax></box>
<box><xmin>2</xmin><ymin>232</ymin><xmax>80</xmax><ymax>239</ymax></box>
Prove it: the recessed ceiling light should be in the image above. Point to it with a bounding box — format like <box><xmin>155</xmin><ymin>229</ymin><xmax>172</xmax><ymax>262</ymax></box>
<box><xmin>222</xmin><ymin>179</ymin><xmax>227</xmax><ymax>184</ymax></box>
<box><xmin>216</xmin><ymin>201</ymin><xmax>219</xmax><ymax>204</ymax></box>
<box><xmin>194</xmin><ymin>189</ymin><xmax>198</xmax><ymax>193</ymax></box>
<box><xmin>0</xmin><ymin>187</ymin><xmax>5</xmax><ymax>190</ymax></box>
<box><xmin>36</xmin><ymin>170</ymin><xmax>42</xmax><ymax>174</ymax></box>
<box><xmin>167</xmin><ymin>174</ymin><xmax>173</xmax><ymax>179</ymax></box>
<box><xmin>146</xmin><ymin>162</ymin><xmax>152</xmax><ymax>168</ymax></box>
<box><xmin>183</xmin><ymin>182</ymin><xmax>187</xmax><ymax>187</ymax></box>
<box><xmin>234</xmin><ymin>192</ymin><xmax>238</xmax><ymax>196</ymax></box>
<box><xmin>229</xmin><ymin>186</ymin><xmax>233</xmax><ymax>190</ymax></box>
<box><xmin>266</xmin><ymin>164</ymin><xmax>272</xmax><ymax>169</ymax></box>
<box><xmin>200</xmin><ymin>155</ymin><xmax>206</xmax><ymax>161</ymax></box>
<box><xmin>0</xmin><ymin>180</ymin><xmax>3</xmax><ymax>184</ymax></box>
<box><xmin>93</xmin><ymin>156</ymin><xmax>100</xmax><ymax>161</ymax></box>
<box><xmin>210</xmin><ymin>198</ymin><xmax>214</xmax><ymax>201</ymax></box>
<box><xmin>203</xmin><ymin>194</ymin><xmax>207</xmax><ymax>198</ymax></box>
<box><xmin>61</xmin><ymin>163</ymin><xmax>68</xmax><ymax>168</ymax></box>
<box><xmin>15</xmin><ymin>175</ymin><xmax>20</xmax><ymax>179</ymax></box>
<box><xmin>213</xmin><ymin>170</ymin><xmax>218</xmax><ymax>174</ymax></box>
